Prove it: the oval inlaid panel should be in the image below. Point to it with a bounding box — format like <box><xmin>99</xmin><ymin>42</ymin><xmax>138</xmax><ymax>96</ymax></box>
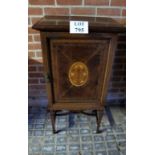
<box><xmin>69</xmin><ymin>62</ymin><xmax>89</xmax><ymax>87</ymax></box>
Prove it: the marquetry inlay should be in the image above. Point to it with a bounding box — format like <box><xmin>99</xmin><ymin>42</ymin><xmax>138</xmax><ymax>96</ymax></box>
<box><xmin>68</xmin><ymin>61</ymin><xmax>89</xmax><ymax>87</ymax></box>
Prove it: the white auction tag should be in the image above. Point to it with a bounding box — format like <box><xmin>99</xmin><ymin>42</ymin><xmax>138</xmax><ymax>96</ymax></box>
<box><xmin>70</xmin><ymin>21</ymin><xmax>89</xmax><ymax>34</ymax></box>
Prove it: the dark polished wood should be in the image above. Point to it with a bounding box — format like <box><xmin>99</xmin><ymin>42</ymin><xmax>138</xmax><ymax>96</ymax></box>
<box><xmin>32</xmin><ymin>15</ymin><xmax>125</xmax><ymax>133</ymax></box>
<box><xmin>32</xmin><ymin>15</ymin><xmax>125</xmax><ymax>33</ymax></box>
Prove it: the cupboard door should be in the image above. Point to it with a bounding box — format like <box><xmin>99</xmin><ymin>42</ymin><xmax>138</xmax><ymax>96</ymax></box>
<box><xmin>50</xmin><ymin>39</ymin><xmax>110</xmax><ymax>103</ymax></box>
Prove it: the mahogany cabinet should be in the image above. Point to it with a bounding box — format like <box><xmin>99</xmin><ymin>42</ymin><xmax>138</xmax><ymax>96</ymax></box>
<box><xmin>32</xmin><ymin>16</ymin><xmax>125</xmax><ymax>133</ymax></box>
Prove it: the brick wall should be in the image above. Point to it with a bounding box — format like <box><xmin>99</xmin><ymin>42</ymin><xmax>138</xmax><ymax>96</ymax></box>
<box><xmin>28</xmin><ymin>0</ymin><xmax>126</xmax><ymax>106</ymax></box>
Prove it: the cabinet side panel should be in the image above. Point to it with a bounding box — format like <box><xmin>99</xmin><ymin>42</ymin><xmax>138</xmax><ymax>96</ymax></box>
<box><xmin>100</xmin><ymin>35</ymin><xmax>118</xmax><ymax>106</ymax></box>
<box><xmin>40</xmin><ymin>32</ymin><xmax>54</xmax><ymax>109</ymax></box>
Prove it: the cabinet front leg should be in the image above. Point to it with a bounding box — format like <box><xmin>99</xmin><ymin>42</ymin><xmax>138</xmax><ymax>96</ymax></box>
<box><xmin>50</xmin><ymin>110</ymin><xmax>56</xmax><ymax>134</ymax></box>
<box><xmin>96</xmin><ymin>110</ymin><xmax>104</xmax><ymax>133</ymax></box>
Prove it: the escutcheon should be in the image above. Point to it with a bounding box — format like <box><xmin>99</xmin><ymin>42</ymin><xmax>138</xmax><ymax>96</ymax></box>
<box><xmin>69</xmin><ymin>61</ymin><xmax>89</xmax><ymax>87</ymax></box>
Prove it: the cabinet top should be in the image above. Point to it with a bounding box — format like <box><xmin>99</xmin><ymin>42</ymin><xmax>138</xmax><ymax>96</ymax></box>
<box><xmin>32</xmin><ymin>16</ymin><xmax>125</xmax><ymax>33</ymax></box>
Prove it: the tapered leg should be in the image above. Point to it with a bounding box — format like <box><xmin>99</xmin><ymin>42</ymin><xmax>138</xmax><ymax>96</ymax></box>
<box><xmin>50</xmin><ymin>110</ymin><xmax>56</xmax><ymax>134</ymax></box>
<box><xmin>96</xmin><ymin>110</ymin><xmax>104</xmax><ymax>133</ymax></box>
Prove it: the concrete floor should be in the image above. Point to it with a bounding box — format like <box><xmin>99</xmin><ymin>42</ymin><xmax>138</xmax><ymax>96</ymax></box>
<box><xmin>28</xmin><ymin>106</ymin><xmax>126</xmax><ymax>155</ymax></box>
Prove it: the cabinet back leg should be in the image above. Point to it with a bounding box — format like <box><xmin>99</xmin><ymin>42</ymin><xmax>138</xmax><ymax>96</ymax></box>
<box><xmin>50</xmin><ymin>110</ymin><xmax>56</xmax><ymax>134</ymax></box>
